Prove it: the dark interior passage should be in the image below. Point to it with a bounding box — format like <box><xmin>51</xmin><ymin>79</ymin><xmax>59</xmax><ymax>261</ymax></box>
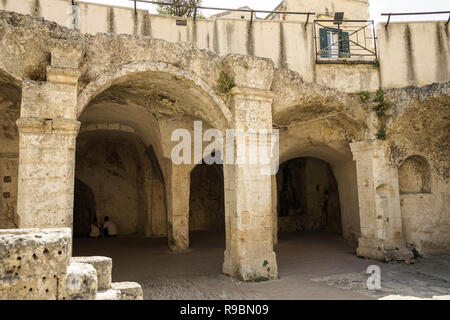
<box><xmin>74</xmin><ymin>131</ymin><xmax>167</xmax><ymax>239</ymax></box>
<box><xmin>277</xmin><ymin>157</ymin><xmax>342</xmax><ymax>234</ymax></box>
<box><xmin>73</xmin><ymin>178</ymin><xmax>96</xmax><ymax>238</ymax></box>
<box><xmin>189</xmin><ymin>163</ymin><xmax>225</xmax><ymax>245</ymax></box>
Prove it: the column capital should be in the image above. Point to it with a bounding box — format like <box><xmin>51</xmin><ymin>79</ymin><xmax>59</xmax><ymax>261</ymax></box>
<box><xmin>50</xmin><ymin>43</ymin><xmax>83</xmax><ymax>70</ymax></box>
<box><xmin>350</xmin><ymin>139</ymin><xmax>387</xmax><ymax>153</ymax></box>
<box><xmin>230</xmin><ymin>87</ymin><xmax>275</xmax><ymax>102</ymax></box>
<box><xmin>350</xmin><ymin>139</ymin><xmax>388</xmax><ymax>161</ymax></box>
<box><xmin>16</xmin><ymin>118</ymin><xmax>81</xmax><ymax>136</ymax></box>
<box><xmin>47</xmin><ymin>66</ymin><xmax>80</xmax><ymax>85</ymax></box>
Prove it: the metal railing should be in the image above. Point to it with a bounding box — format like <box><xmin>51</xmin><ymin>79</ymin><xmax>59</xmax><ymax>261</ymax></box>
<box><xmin>127</xmin><ymin>0</ymin><xmax>315</xmax><ymax>24</ymax></box>
<box><xmin>314</xmin><ymin>20</ymin><xmax>377</xmax><ymax>64</ymax></box>
<box><xmin>382</xmin><ymin>11</ymin><xmax>450</xmax><ymax>30</ymax></box>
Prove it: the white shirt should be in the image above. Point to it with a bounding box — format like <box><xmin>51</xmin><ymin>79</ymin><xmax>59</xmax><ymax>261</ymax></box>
<box><xmin>90</xmin><ymin>224</ymin><xmax>100</xmax><ymax>237</ymax></box>
<box><xmin>103</xmin><ymin>221</ymin><xmax>118</xmax><ymax>236</ymax></box>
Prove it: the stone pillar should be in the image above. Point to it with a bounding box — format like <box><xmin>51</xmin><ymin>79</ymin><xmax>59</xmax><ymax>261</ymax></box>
<box><xmin>16</xmin><ymin>119</ymin><xmax>80</xmax><ymax>228</ymax></box>
<box><xmin>272</xmin><ymin>174</ymin><xmax>278</xmax><ymax>246</ymax></box>
<box><xmin>223</xmin><ymin>87</ymin><xmax>278</xmax><ymax>281</ymax></box>
<box><xmin>350</xmin><ymin>140</ymin><xmax>413</xmax><ymax>261</ymax></box>
<box><xmin>165</xmin><ymin>163</ymin><xmax>190</xmax><ymax>252</ymax></box>
<box><xmin>16</xmin><ymin>47</ymin><xmax>81</xmax><ymax>229</ymax></box>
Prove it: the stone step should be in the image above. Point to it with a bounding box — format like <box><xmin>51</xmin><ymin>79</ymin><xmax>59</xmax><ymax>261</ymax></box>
<box><xmin>58</xmin><ymin>262</ymin><xmax>97</xmax><ymax>300</ymax></box>
<box><xmin>96</xmin><ymin>289</ymin><xmax>119</xmax><ymax>300</ymax></box>
<box><xmin>71</xmin><ymin>256</ymin><xmax>112</xmax><ymax>291</ymax></box>
<box><xmin>111</xmin><ymin>282</ymin><xmax>143</xmax><ymax>300</ymax></box>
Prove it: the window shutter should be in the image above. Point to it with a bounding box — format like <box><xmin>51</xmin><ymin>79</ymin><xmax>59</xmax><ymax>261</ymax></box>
<box><xmin>319</xmin><ymin>28</ymin><xmax>328</xmax><ymax>58</ymax></box>
<box><xmin>339</xmin><ymin>31</ymin><xmax>350</xmax><ymax>58</ymax></box>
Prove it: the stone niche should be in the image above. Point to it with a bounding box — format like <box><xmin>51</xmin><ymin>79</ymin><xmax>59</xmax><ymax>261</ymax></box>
<box><xmin>398</xmin><ymin>155</ymin><xmax>432</xmax><ymax>194</ymax></box>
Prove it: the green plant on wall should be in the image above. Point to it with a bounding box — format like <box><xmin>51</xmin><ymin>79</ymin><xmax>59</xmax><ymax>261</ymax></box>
<box><xmin>358</xmin><ymin>91</ymin><xmax>370</xmax><ymax>102</ymax></box>
<box><xmin>215</xmin><ymin>64</ymin><xmax>235</xmax><ymax>96</ymax></box>
<box><xmin>373</xmin><ymin>59</ymin><xmax>380</xmax><ymax>69</ymax></box>
<box><xmin>372</xmin><ymin>89</ymin><xmax>390</xmax><ymax>140</ymax></box>
<box><xmin>254</xmin><ymin>260</ymin><xmax>271</xmax><ymax>282</ymax></box>
<box><xmin>24</xmin><ymin>52</ymin><xmax>51</xmax><ymax>81</ymax></box>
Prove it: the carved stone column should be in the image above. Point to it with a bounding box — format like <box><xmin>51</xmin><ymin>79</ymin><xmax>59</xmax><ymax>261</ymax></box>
<box><xmin>351</xmin><ymin>140</ymin><xmax>413</xmax><ymax>261</ymax></box>
<box><xmin>165</xmin><ymin>163</ymin><xmax>191</xmax><ymax>252</ymax></box>
<box><xmin>16</xmin><ymin>46</ymin><xmax>81</xmax><ymax>229</ymax></box>
<box><xmin>16</xmin><ymin>119</ymin><xmax>80</xmax><ymax>228</ymax></box>
<box><xmin>223</xmin><ymin>87</ymin><xmax>278</xmax><ymax>281</ymax></box>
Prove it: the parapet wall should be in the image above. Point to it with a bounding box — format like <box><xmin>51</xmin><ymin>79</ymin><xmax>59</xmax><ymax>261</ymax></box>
<box><xmin>1</xmin><ymin>0</ymin><xmax>449</xmax><ymax>92</ymax></box>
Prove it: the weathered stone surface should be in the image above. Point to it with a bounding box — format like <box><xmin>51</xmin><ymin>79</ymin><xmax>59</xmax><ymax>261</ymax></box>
<box><xmin>71</xmin><ymin>256</ymin><xmax>112</xmax><ymax>291</ymax></box>
<box><xmin>111</xmin><ymin>282</ymin><xmax>143</xmax><ymax>300</ymax></box>
<box><xmin>0</xmin><ymin>275</ymin><xmax>58</xmax><ymax>300</ymax></box>
<box><xmin>0</xmin><ymin>228</ymin><xmax>71</xmax><ymax>300</ymax></box>
<box><xmin>59</xmin><ymin>262</ymin><xmax>97</xmax><ymax>300</ymax></box>
<box><xmin>0</xmin><ymin>228</ymin><xmax>71</xmax><ymax>278</ymax></box>
<box><xmin>96</xmin><ymin>289</ymin><xmax>119</xmax><ymax>300</ymax></box>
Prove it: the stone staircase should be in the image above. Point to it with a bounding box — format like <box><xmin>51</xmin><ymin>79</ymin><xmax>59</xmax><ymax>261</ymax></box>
<box><xmin>0</xmin><ymin>228</ymin><xmax>143</xmax><ymax>300</ymax></box>
<box><xmin>68</xmin><ymin>256</ymin><xmax>143</xmax><ymax>300</ymax></box>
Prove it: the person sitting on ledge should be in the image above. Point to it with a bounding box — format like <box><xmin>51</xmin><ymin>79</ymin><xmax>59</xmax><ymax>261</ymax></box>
<box><xmin>103</xmin><ymin>216</ymin><xmax>118</xmax><ymax>238</ymax></box>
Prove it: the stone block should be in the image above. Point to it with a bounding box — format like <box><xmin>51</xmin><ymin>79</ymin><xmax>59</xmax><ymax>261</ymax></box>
<box><xmin>71</xmin><ymin>256</ymin><xmax>112</xmax><ymax>291</ymax></box>
<box><xmin>0</xmin><ymin>228</ymin><xmax>71</xmax><ymax>279</ymax></box>
<box><xmin>111</xmin><ymin>282</ymin><xmax>143</xmax><ymax>300</ymax></box>
<box><xmin>59</xmin><ymin>262</ymin><xmax>97</xmax><ymax>300</ymax></box>
<box><xmin>0</xmin><ymin>275</ymin><xmax>58</xmax><ymax>300</ymax></box>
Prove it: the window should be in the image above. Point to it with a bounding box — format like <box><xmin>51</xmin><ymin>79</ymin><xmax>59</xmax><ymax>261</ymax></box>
<box><xmin>319</xmin><ymin>27</ymin><xmax>350</xmax><ymax>58</ymax></box>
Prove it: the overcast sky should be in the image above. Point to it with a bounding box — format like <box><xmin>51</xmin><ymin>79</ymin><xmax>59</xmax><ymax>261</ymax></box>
<box><xmin>85</xmin><ymin>0</ymin><xmax>450</xmax><ymax>24</ymax></box>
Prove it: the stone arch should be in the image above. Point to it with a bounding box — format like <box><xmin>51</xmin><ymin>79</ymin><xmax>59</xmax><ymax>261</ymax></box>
<box><xmin>398</xmin><ymin>155</ymin><xmax>432</xmax><ymax>194</ymax></box>
<box><xmin>77</xmin><ymin>61</ymin><xmax>232</xmax><ymax>128</ymax></box>
<box><xmin>0</xmin><ymin>68</ymin><xmax>22</xmax><ymax>88</ymax></box>
<box><xmin>277</xmin><ymin>134</ymin><xmax>361</xmax><ymax>246</ymax></box>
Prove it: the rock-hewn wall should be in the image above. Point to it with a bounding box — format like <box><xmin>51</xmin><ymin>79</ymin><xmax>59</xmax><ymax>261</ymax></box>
<box><xmin>0</xmin><ymin>73</ymin><xmax>20</xmax><ymax>229</ymax></box>
<box><xmin>384</xmin><ymin>83</ymin><xmax>450</xmax><ymax>254</ymax></box>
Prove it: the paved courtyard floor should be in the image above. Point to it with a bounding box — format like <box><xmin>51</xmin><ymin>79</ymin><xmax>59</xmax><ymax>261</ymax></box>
<box><xmin>73</xmin><ymin>231</ymin><xmax>450</xmax><ymax>300</ymax></box>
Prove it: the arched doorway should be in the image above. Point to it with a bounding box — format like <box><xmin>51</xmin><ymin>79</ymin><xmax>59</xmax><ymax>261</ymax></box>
<box><xmin>277</xmin><ymin>157</ymin><xmax>342</xmax><ymax>235</ymax></box>
<box><xmin>71</xmin><ymin>64</ymin><xmax>231</xmax><ymax>297</ymax></box>
<box><xmin>189</xmin><ymin>162</ymin><xmax>225</xmax><ymax>247</ymax></box>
